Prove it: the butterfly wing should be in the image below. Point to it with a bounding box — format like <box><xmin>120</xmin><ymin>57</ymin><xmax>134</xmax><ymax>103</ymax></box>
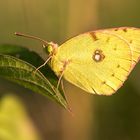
<box><xmin>51</xmin><ymin>29</ymin><xmax>134</xmax><ymax>95</ymax></box>
<box><xmin>107</xmin><ymin>27</ymin><xmax>140</xmax><ymax>66</ymax></box>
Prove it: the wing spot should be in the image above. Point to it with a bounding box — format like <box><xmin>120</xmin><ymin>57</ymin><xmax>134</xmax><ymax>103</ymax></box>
<box><xmin>114</xmin><ymin>28</ymin><xmax>118</xmax><ymax>31</ymax></box>
<box><xmin>123</xmin><ymin>28</ymin><xmax>127</xmax><ymax>32</ymax></box>
<box><xmin>92</xmin><ymin>49</ymin><xmax>105</xmax><ymax>62</ymax></box>
<box><xmin>102</xmin><ymin>81</ymin><xmax>106</xmax><ymax>85</ymax></box>
<box><xmin>106</xmin><ymin>37</ymin><xmax>110</xmax><ymax>42</ymax></box>
<box><xmin>90</xmin><ymin>32</ymin><xmax>98</xmax><ymax>41</ymax></box>
<box><xmin>113</xmin><ymin>48</ymin><xmax>117</xmax><ymax>50</ymax></box>
<box><xmin>129</xmin><ymin>40</ymin><xmax>133</xmax><ymax>43</ymax></box>
<box><xmin>117</xmin><ymin>64</ymin><xmax>120</xmax><ymax>68</ymax></box>
<box><xmin>111</xmin><ymin>73</ymin><xmax>123</xmax><ymax>82</ymax></box>
<box><xmin>116</xmin><ymin>65</ymin><xmax>129</xmax><ymax>72</ymax></box>
<box><xmin>111</xmin><ymin>73</ymin><xmax>115</xmax><ymax>77</ymax></box>
<box><xmin>101</xmin><ymin>81</ymin><xmax>116</xmax><ymax>92</ymax></box>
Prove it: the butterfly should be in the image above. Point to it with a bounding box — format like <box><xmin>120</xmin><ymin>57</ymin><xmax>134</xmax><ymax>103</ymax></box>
<box><xmin>15</xmin><ymin>27</ymin><xmax>140</xmax><ymax>95</ymax></box>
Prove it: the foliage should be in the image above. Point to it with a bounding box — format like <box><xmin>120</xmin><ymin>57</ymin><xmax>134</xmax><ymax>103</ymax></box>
<box><xmin>0</xmin><ymin>44</ymin><xmax>68</xmax><ymax>109</ymax></box>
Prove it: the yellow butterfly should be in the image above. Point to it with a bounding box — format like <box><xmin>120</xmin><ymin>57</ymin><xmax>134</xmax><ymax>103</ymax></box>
<box><xmin>15</xmin><ymin>27</ymin><xmax>140</xmax><ymax>95</ymax></box>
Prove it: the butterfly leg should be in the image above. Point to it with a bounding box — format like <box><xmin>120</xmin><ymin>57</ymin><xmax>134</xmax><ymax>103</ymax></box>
<box><xmin>33</xmin><ymin>54</ymin><xmax>52</xmax><ymax>74</ymax></box>
<box><xmin>57</xmin><ymin>59</ymin><xmax>71</xmax><ymax>89</ymax></box>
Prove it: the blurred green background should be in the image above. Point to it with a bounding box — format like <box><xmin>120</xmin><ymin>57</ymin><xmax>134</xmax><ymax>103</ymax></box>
<box><xmin>1</xmin><ymin>0</ymin><xmax>140</xmax><ymax>140</ymax></box>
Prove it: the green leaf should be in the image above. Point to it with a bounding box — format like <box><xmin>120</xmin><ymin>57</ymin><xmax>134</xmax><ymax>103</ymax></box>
<box><xmin>0</xmin><ymin>44</ymin><xmax>68</xmax><ymax>109</ymax></box>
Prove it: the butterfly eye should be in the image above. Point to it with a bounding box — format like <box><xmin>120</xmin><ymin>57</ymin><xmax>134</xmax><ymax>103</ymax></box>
<box><xmin>92</xmin><ymin>49</ymin><xmax>105</xmax><ymax>62</ymax></box>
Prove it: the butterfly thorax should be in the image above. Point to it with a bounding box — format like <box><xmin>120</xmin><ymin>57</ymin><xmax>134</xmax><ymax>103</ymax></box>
<box><xmin>50</xmin><ymin>47</ymin><xmax>68</xmax><ymax>76</ymax></box>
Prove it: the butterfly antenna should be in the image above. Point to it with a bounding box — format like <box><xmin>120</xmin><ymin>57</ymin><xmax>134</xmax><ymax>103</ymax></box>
<box><xmin>15</xmin><ymin>32</ymin><xmax>51</xmax><ymax>46</ymax></box>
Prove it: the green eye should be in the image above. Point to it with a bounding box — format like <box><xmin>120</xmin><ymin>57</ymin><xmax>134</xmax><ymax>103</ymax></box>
<box><xmin>43</xmin><ymin>44</ymin><xmax>53</xmax><ymax>54</ymax></box>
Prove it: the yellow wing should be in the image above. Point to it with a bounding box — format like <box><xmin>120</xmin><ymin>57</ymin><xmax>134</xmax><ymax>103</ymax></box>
<box><xmin>107</xmin><ymin>27</ymin><xmax>140</xmax><ymax>67</ymax></box>
<box><xmin>51</xmin><ymin>28</ymin><xmax>134</xmax><ymax>95</ymax></box>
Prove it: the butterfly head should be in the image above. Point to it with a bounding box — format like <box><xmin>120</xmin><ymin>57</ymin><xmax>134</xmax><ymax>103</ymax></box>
<box><xmin>45</xmin><ymin>42</ymin><xmax>58</xmax><ymax>55</ymax></box>
<box><xmin>15</xmin><ymin>32</ymin><xmax>59</xmax><ymax>56</ymax></box>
